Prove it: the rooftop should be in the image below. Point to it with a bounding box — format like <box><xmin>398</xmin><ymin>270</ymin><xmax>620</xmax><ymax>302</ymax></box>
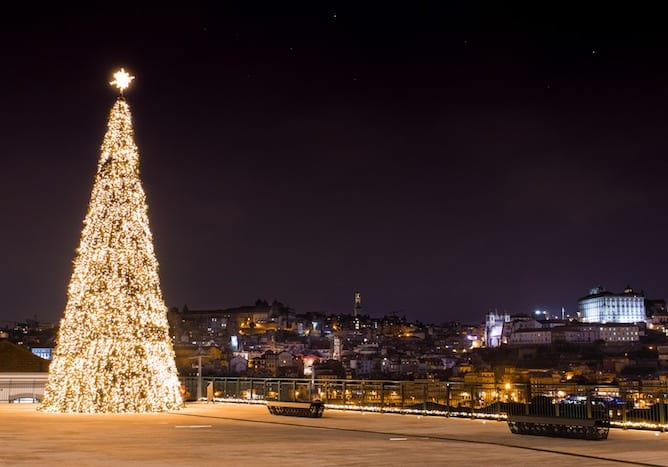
<box><xmin>2</xmin><ymin>402</ymin><xmax>667</xmax><ymax>466</ymax></box>
<box><xmin>0</xmin><ymin>339</ymin><xmax>49</xmax><ymax>372</ymax></box>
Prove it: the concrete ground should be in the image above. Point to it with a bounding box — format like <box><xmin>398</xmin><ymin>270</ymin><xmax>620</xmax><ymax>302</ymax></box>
<box><xmin>2</xmin><ymin>402</ymin><xmax>668</xmax><ymax>466</ymax></box>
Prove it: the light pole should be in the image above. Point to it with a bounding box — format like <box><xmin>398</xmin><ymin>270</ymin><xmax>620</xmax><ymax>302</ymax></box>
<box><xmin>196</xmin><ymin>354</ymin><xmax>203</xmax><ymax>401</ymax></box>
<box><xmin>188</xmin><ymin>348</ymin><xmax>206</xmax><ymax>401</ymax></box>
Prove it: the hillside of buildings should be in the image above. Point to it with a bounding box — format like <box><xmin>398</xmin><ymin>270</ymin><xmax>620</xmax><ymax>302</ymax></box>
<box><xmin>5</xmin><ymin>285</ymin><xmax>668</xmax><ymax>387</ymax></box>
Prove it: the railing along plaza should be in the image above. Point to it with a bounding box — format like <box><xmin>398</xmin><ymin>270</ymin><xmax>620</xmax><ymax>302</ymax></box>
<box><xmin>182</xmin><ymin>376</ymin><xmax>668</xmax><ymax>432</ymax></box>
<box><xmin>4</xmin><ymin>373</ymin><xmax>667</xmax><ymax>432</ymax></box>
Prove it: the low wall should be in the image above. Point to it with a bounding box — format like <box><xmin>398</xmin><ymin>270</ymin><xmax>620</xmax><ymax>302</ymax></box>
<box><xmin>0</xmin><ymin>372</ymin><xmax>48</xmax><ymax>403</ymax></box>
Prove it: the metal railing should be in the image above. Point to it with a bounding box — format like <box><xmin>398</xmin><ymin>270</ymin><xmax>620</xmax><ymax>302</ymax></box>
<box><xmin>182</xmin><ymin>376</ymin><xmax>668</xmax><ymax>431</ymax></box>
<box><xmin>4</xmin><ymin>373</ymin><xmax>666</xmax><ymax>431</ymax></box>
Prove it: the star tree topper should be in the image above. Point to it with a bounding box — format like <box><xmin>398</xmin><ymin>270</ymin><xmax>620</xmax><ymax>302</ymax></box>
<box><xmin>110</xmin><ymin>68</ymin><xmax>135</xmax><ymax>94</ymax></box>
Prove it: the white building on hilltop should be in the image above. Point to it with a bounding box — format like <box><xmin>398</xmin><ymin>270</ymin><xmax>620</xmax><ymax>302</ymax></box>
<box><xmin>578</xmin><ymin>286</ymin><xmax>646</xmax><ymax>324</ymax></box>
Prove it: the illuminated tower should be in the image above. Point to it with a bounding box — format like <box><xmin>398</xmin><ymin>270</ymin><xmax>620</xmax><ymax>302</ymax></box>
<box><xmin>353</xmin><ymin>292</ymin><xmax>361</xmax><ymax>331</ymax></box>
<box><xmin>332</xmin><ymin>335</ymin><xmax>342</xmax><ymax>361</ymax></box>
<box><xmin>40</xmin><ymin>69</ymin><xmax>182</xmax><ymax>413</ymax></box>
<box><xmin>354</xmin><ymin>292</ymin><xmax>362</xmax><ymax>317</ymax></box>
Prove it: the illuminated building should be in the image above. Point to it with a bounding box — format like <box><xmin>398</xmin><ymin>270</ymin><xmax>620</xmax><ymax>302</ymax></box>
<box><xmin>485</xmin><ymin>311</ymin><xmax>510</xmax><ymax>347</ymax></box>
<box><xmin>578</xmin><ymin>286</ymin><xmax>646</xmax><ymax>324</ymax></box>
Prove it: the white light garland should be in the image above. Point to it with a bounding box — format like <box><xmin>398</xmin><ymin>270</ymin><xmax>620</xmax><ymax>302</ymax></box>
<box><xmin>40</xmin><ymin>72</ymin><xmax>182</xmax><ymax>413</ymax></box>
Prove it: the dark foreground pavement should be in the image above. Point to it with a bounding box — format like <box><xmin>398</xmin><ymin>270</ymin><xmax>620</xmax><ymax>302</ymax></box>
<box><xmin>2</xmin><ymin>402</ymin><xmax>668</xmax><ymax>466</ymax></box>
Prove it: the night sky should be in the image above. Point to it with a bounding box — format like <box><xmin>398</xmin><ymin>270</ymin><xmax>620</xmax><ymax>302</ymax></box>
<box><xmin>2</xmin><ymin>4</ymin><xmax>668</xmax><ymax>325</ymax></box>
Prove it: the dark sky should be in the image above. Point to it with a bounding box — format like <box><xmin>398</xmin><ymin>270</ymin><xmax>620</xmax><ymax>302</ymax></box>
<box><xmin>2</xmin><ymin>3</ymin><xmax>668</xmax><ymax>325</ymax></box>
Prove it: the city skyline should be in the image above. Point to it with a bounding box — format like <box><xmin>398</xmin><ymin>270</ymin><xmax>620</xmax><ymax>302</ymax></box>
<box><xmin>2</xmin><ymin>5</ymin><xmax>668</xmax><ymax>325</ymax></box>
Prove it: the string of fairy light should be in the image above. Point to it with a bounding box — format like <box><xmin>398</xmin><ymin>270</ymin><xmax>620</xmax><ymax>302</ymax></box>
<box><xmin>40</xmin><ymin>69</ymin><xmax>183</xmax><ymax>413</ymax></box>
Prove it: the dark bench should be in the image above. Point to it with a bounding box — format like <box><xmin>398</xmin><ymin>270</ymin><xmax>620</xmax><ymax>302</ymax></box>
<box><xmin>266</xmin><ymin>401</ymin><xmax>325</xmax><ymax>418</ymax></box>
<box><xmin>507</xmin><ymin>414</ymin><xmax>610</xmax><ymax>440</ymax></box>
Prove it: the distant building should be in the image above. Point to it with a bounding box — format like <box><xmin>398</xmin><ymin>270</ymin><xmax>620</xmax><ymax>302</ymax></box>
<box><xmin>646</xmin><ymin>299</ymin><xmax>668</xmax><ymax>334</ymax></box>
<box><xmin>578</xmin><ymin>286</ymin><xmax>646</xmax><ymax>324</ymax></box>
<box><xmin>31</xmin><ymin>348</ymin><xmax>52</xmax><ymax>360</ymax></box>
<box><xmin>552</xmin><ymin>325</ymin><xmax>597</xmax><ymax>344</ymax></box>
<box><xmin>168</xmin><ymin>300</ymin><xmax>295</xmax><ymax>345</ymax></box>
<box><xmin>507</xmin><ymin>328</ymin><xmax>552</xmax><ymax>346</ymax></box>
<box><xmin>504</xmin><ymin>320</ymin><xmax>640</xmax><ymax>346</ymax></box>
<box><xmin>0</xmin><ymin>335</ymin><xmax>50</xmax><ymax>372</ymax></box>
<box><xmin>500</xmin><ymin>315</ymin><xmax>543</xmax><ymax>344</ymax></box>
<box><xmin>229</xmin><ymin>355</ymin><xmax>249</xmax><ymax>374</ymax></box>
<box><xmin>332</xmin><ymin>335</ymin><xmax>342</xmax><ymax>361</ymax></box>
<box><xmin>485</xmin><ymin>311</ymin><xmax>510</xmax><ymax>347</ymax></box>
<box><xmin>594</xmin><ymin>323</ymin><xmax>640</xmax><ymax>343</ymax></box>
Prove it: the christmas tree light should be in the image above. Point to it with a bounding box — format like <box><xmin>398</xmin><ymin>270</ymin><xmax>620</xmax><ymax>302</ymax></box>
<box><xmin>39</xmin><ymin>69</ymin><xmax>183</xmax><ymax>413</ymax></box>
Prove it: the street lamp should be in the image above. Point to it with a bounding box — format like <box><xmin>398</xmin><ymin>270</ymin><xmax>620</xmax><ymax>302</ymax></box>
<box><xmin>188</xmin><ymin>347</ymin><xmax>206</xmax><ymax>401</ymax></box>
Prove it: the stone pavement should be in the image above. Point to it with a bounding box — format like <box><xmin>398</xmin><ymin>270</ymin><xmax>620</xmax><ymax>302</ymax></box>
<box><xmin>2</xmin><ymin>402</ymin><xmax>668</xmax><ymax>466</ymax></box>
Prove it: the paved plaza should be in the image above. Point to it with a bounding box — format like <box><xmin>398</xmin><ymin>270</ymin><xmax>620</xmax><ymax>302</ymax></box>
<box><xmin>2</xmin><ymin>402</ymin><xmax>668</xmax><ymax>466</ymax></box>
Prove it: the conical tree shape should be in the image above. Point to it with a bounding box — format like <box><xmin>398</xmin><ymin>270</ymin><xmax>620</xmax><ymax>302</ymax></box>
<box><xmin>40</xmin><ymin>96</ymin><xmax>182</xmax><ymax>413</ymax></box>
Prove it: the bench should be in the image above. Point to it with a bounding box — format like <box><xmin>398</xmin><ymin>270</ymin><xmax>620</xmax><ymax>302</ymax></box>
<box><xmin>507</xmin><ymin>414</ymin><xmax>610</xmax><ymax>440</ymax></box>
<box><xmin>266</xmin><ymin>401</ymin><xmax>325</xmax><ymax>418</ymax></box>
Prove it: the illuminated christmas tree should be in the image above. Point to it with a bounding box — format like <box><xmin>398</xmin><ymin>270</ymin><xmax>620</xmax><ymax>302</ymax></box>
<box><xmin>40</xmin><ymin>69</ymin><xmax>183</xmax><ymax>413</ymax></box>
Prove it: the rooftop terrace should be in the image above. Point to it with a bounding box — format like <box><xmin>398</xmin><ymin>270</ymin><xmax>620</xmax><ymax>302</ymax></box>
<box><xmin>2</xmin><ymin>402</ymin><xmax>668</xmax><ymax>466</ymax></box>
